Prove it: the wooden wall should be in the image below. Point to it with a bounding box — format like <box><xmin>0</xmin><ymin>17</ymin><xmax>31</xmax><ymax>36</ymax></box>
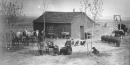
<box><xmin>45</xmin><ymin>23</ymin><xmax>71</xmax><ymax>38</ymax></box>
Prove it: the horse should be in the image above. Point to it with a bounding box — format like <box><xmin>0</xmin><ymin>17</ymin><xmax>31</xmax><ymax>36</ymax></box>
<box><xmin>112</xmin><ymin>30</ymin><xmax>125</xmax><ymax>39</ymax></box>
<box><xmin>118</xmin><ymin>24</ymin><xmax>128</xmax><ymax>35</ymax></box>
<box><xmin>12</xmin><ymin>30</ymin><xmax>37</xmax><ymax>47</ymax></box>
<box><xmin>11</xmin><ymin>31</ymin><xmax>24</xmax><ymax>49</ymax></box>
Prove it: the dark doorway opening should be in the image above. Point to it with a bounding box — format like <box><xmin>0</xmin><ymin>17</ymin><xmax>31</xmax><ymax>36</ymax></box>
<box><xmin>80</xmin><ymin>26</ymin><xmax>85</xmax><ymax>40</ymax></box>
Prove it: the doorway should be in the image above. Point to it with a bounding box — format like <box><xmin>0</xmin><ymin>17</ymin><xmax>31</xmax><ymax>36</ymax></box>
<box><xmin>80</xmin><ymin>26</ymin><xmax>85</xmax><ymax>40</ymax></box>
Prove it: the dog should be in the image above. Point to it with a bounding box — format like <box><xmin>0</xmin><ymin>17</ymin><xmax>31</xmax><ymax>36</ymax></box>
<box><xmin>92</xmin><ymin>47</ymin><xmax>99</xmax><ymax>55</ymax></box>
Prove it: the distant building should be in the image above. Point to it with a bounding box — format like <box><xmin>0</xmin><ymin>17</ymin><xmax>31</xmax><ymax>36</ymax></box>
<box><xmin>33</xmin><ymin>11</ymin><xmax>94</xmax><ymax>39</ymax></box>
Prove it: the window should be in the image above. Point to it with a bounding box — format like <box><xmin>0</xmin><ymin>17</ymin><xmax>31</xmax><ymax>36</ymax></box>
<box><xmin>47</xmin><ymin>25</ymin><xmax>55</xmax><ymax>34</ymax></box>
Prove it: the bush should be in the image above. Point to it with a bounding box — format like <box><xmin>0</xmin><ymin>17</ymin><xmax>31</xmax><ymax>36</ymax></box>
<box><xmin>101</xmin><ymin>35</ymin><xmax>121</xmax><ymax>47</ymax></box>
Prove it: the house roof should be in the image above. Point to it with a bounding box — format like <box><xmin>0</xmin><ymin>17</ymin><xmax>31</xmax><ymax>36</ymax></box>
<box><xmin>33</xmin><ymin>11</ymin><xmax>94</xmax><ymax>23</ymax></box>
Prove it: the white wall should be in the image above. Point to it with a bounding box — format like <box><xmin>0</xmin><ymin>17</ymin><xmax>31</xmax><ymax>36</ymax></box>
<box><xmin>71</xmin><ymin>14</ymin><xmax>93</xmax><ymax>39</ymax></box>
<box><xmin>71</xmin><ymin>15</ymin><xmax>81</xmax><ymax>39</ymax></box>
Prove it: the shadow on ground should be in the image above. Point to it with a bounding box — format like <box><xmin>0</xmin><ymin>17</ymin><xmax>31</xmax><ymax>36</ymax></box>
<box><xmin>67</xmin><ymin>51</ymin><xmax>112</xmax><ymax>59</ymax></box>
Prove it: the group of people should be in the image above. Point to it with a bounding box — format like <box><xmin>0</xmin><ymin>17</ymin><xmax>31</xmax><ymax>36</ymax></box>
<box><xmin>37</xmin><ymin>39</ymin><xmax>73</xmax><ymax>56</ymax></box>
<box><xmin>37</xmin><ymin>40</ymin><xmax>59</xmax><ymax>55</ymax></box>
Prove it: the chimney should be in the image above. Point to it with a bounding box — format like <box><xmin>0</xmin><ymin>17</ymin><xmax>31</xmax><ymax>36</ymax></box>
<box><xmin>73</xmin><ymin>8</ymin><xmax>75</xmax><ymax>12</ymax></box>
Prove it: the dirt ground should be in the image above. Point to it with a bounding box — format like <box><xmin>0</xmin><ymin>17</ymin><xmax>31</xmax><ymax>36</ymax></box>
<box><xmin>0</xmin><ymin>22</ymin><xmax>130</xmax><ymax>65</ymax></box>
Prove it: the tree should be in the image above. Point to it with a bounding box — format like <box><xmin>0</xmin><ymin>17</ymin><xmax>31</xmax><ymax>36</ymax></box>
<box><xmin>80</xmin><ymin>0</ymin><xmax>103</xmax><ymax>20</ymax></box>
<box><xmin>38</xmin><ymin>0</ymin><xmax>48</xmax><ymax>40</ymax></box>
<box><xmin>80</xmin><ymin>0</ymin><xmax>103</xmax><ymax>52</ymax></box>
<box><xmin>37</xmin><ymin>0</ymin><xmax>48</xmax><ymax>53</ymax></box>
<box><xmin>37</xmin><ymin>0</ymin><xmax>48</xmax><ymax>55</ymax></box>
<box><xmin>0</xmin><ymin>0</ymin><xmax>24</xmax><ymax>25</ymax></box>
<box><xmin>0</xmin><ymin>0</ymin><xmax>24</xmax><ymax>50</ymax></box>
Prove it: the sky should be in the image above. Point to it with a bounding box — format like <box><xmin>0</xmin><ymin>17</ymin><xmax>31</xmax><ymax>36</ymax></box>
<box><xmin>22</xmin><ymin>0</ymin><xmax>130</xmax><ymax>20</ymax></box>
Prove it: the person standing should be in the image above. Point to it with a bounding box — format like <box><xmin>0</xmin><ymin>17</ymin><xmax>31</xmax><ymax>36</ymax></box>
<box><xmin>65</xmin><ymin>39</ymin><xmax>71</xmax><ymax>47</ymax></box>
<box><xmin>36</xmin><ymin>30</ymin><xmax>39</xmax><ymax>37</ymax></box>
<box><xmin>36</xmin><ymin>30</ymin><xmax>44</xmax><ymax>55</ymax></box>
